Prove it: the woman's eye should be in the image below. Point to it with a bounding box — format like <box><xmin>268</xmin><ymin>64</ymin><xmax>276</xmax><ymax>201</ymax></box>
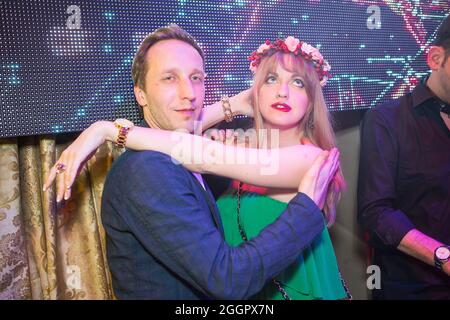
<box><xmin>292</xmin><ymin>78</ymin><xmax>304</xmax><ymax>88</ymax></box>
<box><xmin>163</xmin><ymin>75</ymin><xmax>175</xmax><ymax>81</ymax></box>
<box><xmin>265</xmin><ymin>75</ymin><xmax>277</xmax><ymax>84</ymax></box>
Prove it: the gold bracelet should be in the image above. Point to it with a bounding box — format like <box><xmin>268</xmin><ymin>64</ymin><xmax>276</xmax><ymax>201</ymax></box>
<box><xmin>113</xmin><ymin>119</ymin><xmax>134</xmax><ymax>148</ymax></box>
<box><xmin>221</xmin><ymin>95</ymin><xmax>234</xmax><ymax>123</ymax></box>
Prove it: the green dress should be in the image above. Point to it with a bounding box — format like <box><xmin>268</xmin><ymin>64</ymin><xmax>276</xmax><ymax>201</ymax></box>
<box><xmin>217</xmin><ymin>191</ymin><xmax>348</xmax><ymax>300</ymax></box>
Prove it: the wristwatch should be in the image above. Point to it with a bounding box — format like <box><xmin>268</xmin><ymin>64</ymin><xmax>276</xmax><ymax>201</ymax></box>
<box><xmin>434</xmin><ymin>245</ymin><xmax>450</xmax><ymax>270</ymax></box>
<box><xmin>113</xmin><ymin>118</ymin><xmax>134</xmax><ymax>148</ymax></box>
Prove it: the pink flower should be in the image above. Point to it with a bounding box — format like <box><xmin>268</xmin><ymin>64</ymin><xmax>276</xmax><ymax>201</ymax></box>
<box><xmin>322</xmin><ymin>60</ymin><xmax>331</xmax><ymax>72</ymax></box>
<box><xmin>301</xmin><ymin>42</ymin><xmax>315</xmax><ymax>55</ymax></box>
<box><xmin>257</xmin><ymin>43</ymin><xmax>270</xmax><ymax>54</ymax></box>
<box><xmin>285</xmin><ymin>36</ymin><xmax>300</xmax><ymax>52</ymax></box>
<box><xmin>311</xmin><ymin>49</ymin><xmax>323</xmax><ymax>61</ymax></box>
<box><xmin>320</xmin><ymin>76</ymin><xmax>328</xmax><ymax>86</ymax></box>
<box><xmin>249</xmin><ymin>63</ymin><xmax>258</xmax><ymax>73</ymax></box>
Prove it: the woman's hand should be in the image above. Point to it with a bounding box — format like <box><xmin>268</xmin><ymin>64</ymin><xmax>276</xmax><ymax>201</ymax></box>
<box><xmin>298</xmin><ymin>148</ymin><xmax>340</xmax><ymax>209</ymax></box>
<box><xmin>43</xmin><ymin>121</ymin><xmax>112</xmax><ymax>202</ymax></box>
<box><xmin>230</xmin><ymin>88</ymin><xmax>253</xmax><ymax>117</ymax></box>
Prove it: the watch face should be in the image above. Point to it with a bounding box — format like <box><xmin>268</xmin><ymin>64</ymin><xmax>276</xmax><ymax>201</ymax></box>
<box><xmin>436</xmin><ymin>247</ymin><xmax>450</xmax><ymax>260</ymax></box>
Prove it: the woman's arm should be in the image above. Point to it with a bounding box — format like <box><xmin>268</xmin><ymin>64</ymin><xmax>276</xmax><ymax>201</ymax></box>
<box><xmin>44</xmin><ymin>120</ymin><xmax>323</xmax><ymax>201</ymax></box>
<box><xmin>200</xmin><ymin>89</ymin><xmax>253</xmax><ymax>130</ymax></box>
<box><xmin>102</xmin><ymin>122</ymin><xmax>322</xmax><ymax>189</ymax></box>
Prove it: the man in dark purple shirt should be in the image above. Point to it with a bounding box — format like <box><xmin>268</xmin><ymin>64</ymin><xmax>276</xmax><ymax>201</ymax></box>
<box><xmin>358</xmin><ymin>15</ymin><xmax>450</xmax><ymax>299</ymax></box>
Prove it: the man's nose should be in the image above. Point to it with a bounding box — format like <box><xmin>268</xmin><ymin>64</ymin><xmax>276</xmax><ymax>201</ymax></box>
<box><xmin>179</xmin><ymin>78</ymin><xmax>195</xmax><ymax>102</ymax></box>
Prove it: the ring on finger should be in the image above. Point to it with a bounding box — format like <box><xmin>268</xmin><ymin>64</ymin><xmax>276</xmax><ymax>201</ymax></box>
<box><xmin>55</xmin><ymin>162</ymin><xmax>66</xmax><ymax>174</ymax></box>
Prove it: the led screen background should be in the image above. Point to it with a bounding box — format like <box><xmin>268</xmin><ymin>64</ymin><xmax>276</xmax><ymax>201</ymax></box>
<box><xmin>1</xmin><ymin>0</ymin><xmax>449</xmax><ymax>137</ymax></box>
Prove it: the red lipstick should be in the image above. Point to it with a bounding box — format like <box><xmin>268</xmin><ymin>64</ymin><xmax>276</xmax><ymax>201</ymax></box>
<box><xmin>271</xmin><ymin>103</ymin><xmax>291</xmax><ymax>112</ymax></box>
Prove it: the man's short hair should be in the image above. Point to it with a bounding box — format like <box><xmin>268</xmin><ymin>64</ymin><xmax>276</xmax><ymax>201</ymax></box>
<box><xmin>131</xmin><ymin>24</ymin><xmax>204</xmax><ymax>89</ymax></box>
<box><xmin>433</xmin><ymin>14</ymin><xmax>450</xmax><ymax>61</ymax></box>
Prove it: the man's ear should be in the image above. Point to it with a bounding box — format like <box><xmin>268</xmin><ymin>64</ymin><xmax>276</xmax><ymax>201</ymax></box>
<box><xmin>134</xmin><ymin>86</ymin><xmax>147</xmax><ymax>107</ymax></box>
<box><xmin>427</xmin><ymin>46</ymin><xmax>445</xmax><ymax>71</ymax></box>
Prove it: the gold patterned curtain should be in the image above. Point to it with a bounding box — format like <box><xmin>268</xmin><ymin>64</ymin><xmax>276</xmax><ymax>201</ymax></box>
<box><xmin>0</xmin><ymin>135</ymin><xmax>121</xmax><ymax>300</ymax></box>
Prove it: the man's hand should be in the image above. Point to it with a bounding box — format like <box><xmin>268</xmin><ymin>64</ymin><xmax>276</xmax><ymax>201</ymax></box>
<box><xmin>443</xmin><ymin>262</ymin><xmax>450</xmax><ymax>277</ymax></box>
<box><xmin>298</xmin><ymin>148</ymin><xmax>340</xmax><ymax>209</ymax></box>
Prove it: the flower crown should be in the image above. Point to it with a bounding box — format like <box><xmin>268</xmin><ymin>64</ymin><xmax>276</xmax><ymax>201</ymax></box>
<box><xmin>248</xmin><ymin>36</ymin><xmax>331</xmax><ymax>86</ymax></box>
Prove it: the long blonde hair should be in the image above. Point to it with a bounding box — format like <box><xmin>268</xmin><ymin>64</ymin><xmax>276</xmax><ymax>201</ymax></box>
<box><xmin>251</xmin><ymin>51</ymin><xmax>345</xmax><ymax>226</ymax></box>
